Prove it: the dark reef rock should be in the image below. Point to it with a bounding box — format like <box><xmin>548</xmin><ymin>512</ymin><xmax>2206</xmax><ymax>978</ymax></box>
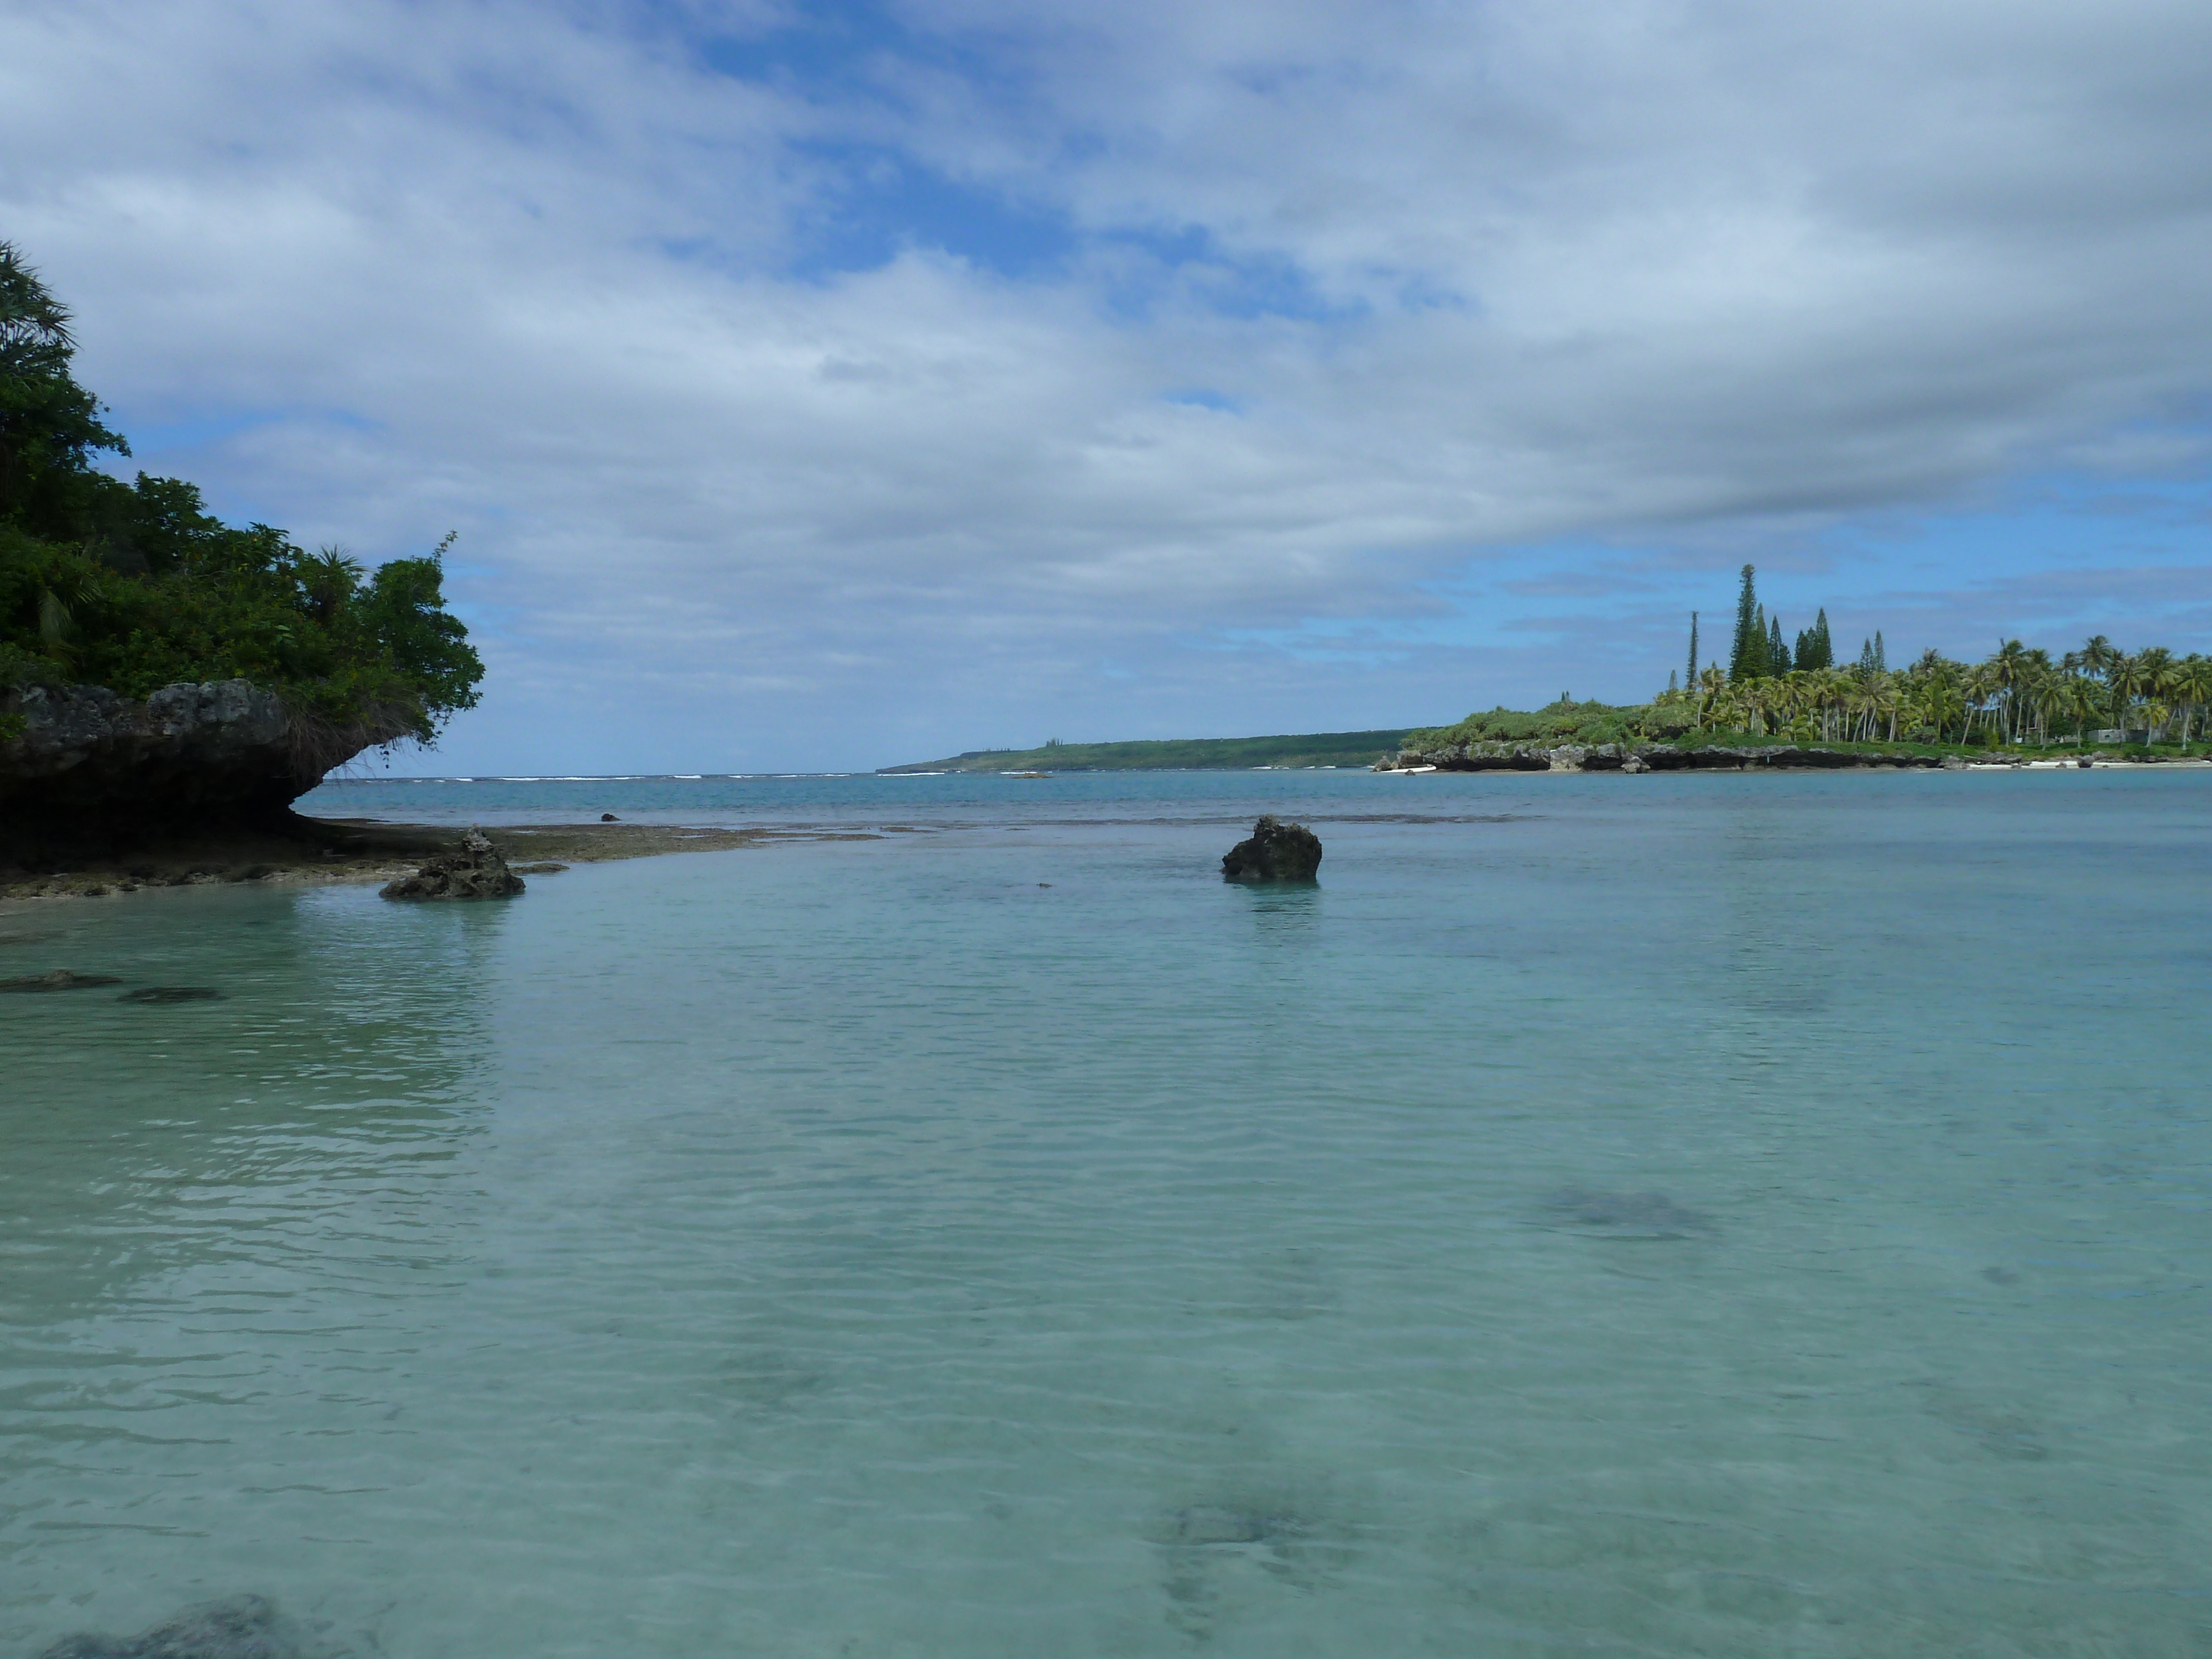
<box><xmin>380</xmin><ymin>828</ymin><xmax>525</xmax><ymax>900</ymax></box>
<box><xmin>1</xmin><ymin>679</ymin><xmax>409</xmax><ymax>858</ymax></box>
<box><xmin>0</xmin><ymin>969</ymin><xmax>123</xmax><ymax>992</ymax></box>
<box><xmin>119</xmin><ymin>986</ymin><xmax>226</xmax><ymax>1004</ymax></box>
<box><xmin>1222</xmin><ymin>815</ymin><xmax>1323</xmax><ymax>881</ymax></box>
<box><xmin>33</xmin><ymin>1594</ymin><xmax>319</xmax><ymax>1659</ymax></box>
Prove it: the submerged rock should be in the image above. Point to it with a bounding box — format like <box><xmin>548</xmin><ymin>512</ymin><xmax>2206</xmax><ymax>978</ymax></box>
<box><xmin>0</xmin><ymin>969</ymin><xmax>123</xmax><ymax>993</ymax></box>
<box><xmin>1222</xmin><ymin>815</ymin><xmax>1323</xmax><ymax>881</ymax></box>
<box><xmin>33</xmin><ymin>1593</ymin><xmax>320</xmax><ymax>1659</ymax></box>
<box><xmin>379</xmin><ymin>828</ymin><xmax>525</xmax><ymax>901</ymax></box>
<box><xmin>1541</xmin><ymin>1187</ymin><xmax>1715</xmax><ymax>1239</ymax></box>
<box><xmin>119</xmin><ymin>986</ymin><xmax>226</xmax><ymax>1003</ymax></box>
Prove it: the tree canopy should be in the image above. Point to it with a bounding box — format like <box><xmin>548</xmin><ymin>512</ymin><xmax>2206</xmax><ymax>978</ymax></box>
<box><xmin>0</xmin><ymin>241</ymin><xmax>481</xmax><ymax>751</ymax></box>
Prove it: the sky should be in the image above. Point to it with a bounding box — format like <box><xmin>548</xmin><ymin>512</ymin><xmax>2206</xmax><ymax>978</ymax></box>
<box><xmin>4</xmin><ymin>0</ymin><xmax>2211</xmax><ymax>773</ymax></box>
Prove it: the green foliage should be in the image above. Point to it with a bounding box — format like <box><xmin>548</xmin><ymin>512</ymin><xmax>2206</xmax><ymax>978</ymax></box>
<box><xmin>885</xmin><ymin>729</ymin><xmax>1418</xmax><ymax>772</ymax></box>
<box><xmin>1402</xmin><ymin>698</ymin><xmax>1654</xmax><ymax>750</ymax></box>
<box><xmin>1793</xmin><ymin>608</ymin><xmax>1834</xmax><ymax>672</ymax></box>
<box><xmin>0</xmin><ymin>241</ymin><xmax>482</xmax><ymax>749</ymax></box>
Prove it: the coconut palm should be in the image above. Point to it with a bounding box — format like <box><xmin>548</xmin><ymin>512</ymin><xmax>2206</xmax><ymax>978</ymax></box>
<box><xmin>2133</xmin><ymin>648</ymin><xmax>2177</xmax><ymax>740</ymax></box>
<box><xmin>2172</xmin><ymin>656</ymin><xmax>2212</xmax><ymax>746</ymax></box>
<box><xmin>2107</xmin><ymin>652</ymin><xmax>2153</xmax><ymax>738</ymax></box>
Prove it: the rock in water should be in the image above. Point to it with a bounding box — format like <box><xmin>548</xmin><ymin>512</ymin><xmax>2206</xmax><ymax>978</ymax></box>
<box><xmin>379</xmin><ymin>828</ymin><xmax>525</xmax><ymax>901</ymax></box>
<box><xmin>1221</xmin><ymin>815</ymin><xmax>1323</xmax><ymax>881</ymax></box>
<box><xmin>34</xmin><ymin>1593</ymin><xmax>316</xmax><ymax>1659</ymax></box>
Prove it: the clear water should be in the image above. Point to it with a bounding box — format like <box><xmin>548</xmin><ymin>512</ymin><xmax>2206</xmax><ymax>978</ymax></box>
<box><xmin>4</xmin><ymin>770</ymin><xmax>2209</xmax><ymax>1657</ymax></box>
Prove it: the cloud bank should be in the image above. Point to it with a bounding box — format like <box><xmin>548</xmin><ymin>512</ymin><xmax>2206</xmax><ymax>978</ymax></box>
<box><xmin>4</xmin><ymin>0</ymin><xmax>2210</xmax><ymax>768</ymax></box>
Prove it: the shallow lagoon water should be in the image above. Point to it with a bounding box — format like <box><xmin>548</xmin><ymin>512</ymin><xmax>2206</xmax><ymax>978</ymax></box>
<box><xmin>3</xmin><ymin>769</ymin><xmax>2209</xmax><ymax>1656</ymax></box>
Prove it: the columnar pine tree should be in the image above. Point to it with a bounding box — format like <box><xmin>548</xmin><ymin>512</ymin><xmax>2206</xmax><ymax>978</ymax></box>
<box><xmin>1687</xmin><ymin>612</ymin><xmax>1698</xmax><ymax>691</ymax></box>
<box><xmin>1793</xmin><ymin>615</ymin><xmax>1832</xmax><ymax>671</ymax></box>
<box><xmin>1768</xmin><ymin>614</ymin><xmax>1791</xmax><ymax>675</ymax></box>
<box><xmin>1872</xmin><ymin>630</ymin><xmax>1886</xmax><ymax>673</ymax></box>
<box><xmin>1729</xmin><ymin>565</ymin><xmax>1760</xmax><ymax>681</ymax></box>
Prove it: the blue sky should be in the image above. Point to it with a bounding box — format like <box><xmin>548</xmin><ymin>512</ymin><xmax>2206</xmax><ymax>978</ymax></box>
<box><xmin>4</xmin><ymin>0</ymin><xmax>2210</xmax><ymax>770</ymax></box>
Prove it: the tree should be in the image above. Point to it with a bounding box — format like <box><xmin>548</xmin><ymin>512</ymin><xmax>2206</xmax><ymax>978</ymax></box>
<box><xmin>1687</xmin><ymin>612</ymin><xmax>1698</xmax><ymax>693</ymax></box>
<box><xmin>0</xmin><ymin>242</ymin><xmax>482</xmax><ymax>751</ymax></box>
<box><xmin>1729</xmin><ymin>565</ymin><xmax>1761</xmax><ymax>681</ymax></box>
<box><xmin>0</xmin><ymin>241</ymin><xmax>130</xmax><ymax>541</ymax></box>
<box><xmin>1767</xmin><ymin>613</ymin><xmax>1791</xmax><ymax>675</ymax></box>
<box><xmin>2173</xmin><ymin>655</ymin><xmax>2212</xmax><ymax>746</ymax></box>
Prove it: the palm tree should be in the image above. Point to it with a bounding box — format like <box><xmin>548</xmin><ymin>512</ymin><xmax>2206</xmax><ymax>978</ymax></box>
<box><xmin>2133</xmin><ymin>648</ymin><xmax>2177</xmax><ymax>741</ymax></box>
<box><xmin>2172</xmin><ymin>656</ymin><xmax>2212</xmax><ymax>747</ymax></box>
<box><xmin>302</xmin><ymin>546</ymin><xmax>366</xmax><ymax>626</ymax></box>
<box><xmin>2108</xmin><ymin>651</ymin><xmax>2152</xmax><ymax>739</ymax></box>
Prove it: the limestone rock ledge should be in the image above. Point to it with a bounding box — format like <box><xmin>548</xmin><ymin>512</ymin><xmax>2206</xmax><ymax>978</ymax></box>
<box><xmin>1</xmin><ymin>679</ymin><xmax>369</xmax><ymax>853</ymax></box>
<box><xmin>1380</xmin><ymin>740</ymin><xmax>1947</xmax><ymax>773</ymax></box>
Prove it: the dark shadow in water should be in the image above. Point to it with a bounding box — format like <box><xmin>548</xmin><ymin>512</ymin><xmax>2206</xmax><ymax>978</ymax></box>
<box><xmin>1237</xmin><ymin>880</ymin><xmax>1321</xmax><ymax>941</ymax></box>
<box><xmin>32</xmin><ymin>1593</ymin><xmax>340</xmax><ymax>1659</ymax></box>
<box><xmin>1540</xmin><ymin>1187</ymin><xmax>1718</xmax><ymax>1239</ymax></box>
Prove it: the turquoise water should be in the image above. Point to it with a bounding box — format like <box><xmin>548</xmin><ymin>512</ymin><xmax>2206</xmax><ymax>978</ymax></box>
<box><xmin>4</xmin><ymin>770</ymin><xmax>2210</xmax><ymax>1656</ymax></box>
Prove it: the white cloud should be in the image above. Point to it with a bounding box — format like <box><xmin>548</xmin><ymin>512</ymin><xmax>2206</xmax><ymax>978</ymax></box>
<box><xmin>3</xmin><ymin>0</ymin><xmax>2210</xmax><ymax>768</ymax></box>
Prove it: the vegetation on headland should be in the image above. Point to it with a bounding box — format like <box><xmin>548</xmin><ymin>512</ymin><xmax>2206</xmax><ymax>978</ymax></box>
<box><xmin>0</xmin><ymin>242</ymin><xmax>481</xmax><ymax>756</ymax></box>
<box><xmin>1405</xmin><ymin>564</ymin><xmax>2212</xmax><ymax>759</ymax></box>
<box><xmin>880</xmin><ymin>729</ymin><xmax>1420</xmax><ymax>773</ymax></box>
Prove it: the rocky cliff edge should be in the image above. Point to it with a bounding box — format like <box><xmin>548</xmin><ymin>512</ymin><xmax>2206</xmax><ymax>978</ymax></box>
<box><xmin>1</xmin><ymin>680</ymin><xmax>387</xmax><ymax>854</ymax></box>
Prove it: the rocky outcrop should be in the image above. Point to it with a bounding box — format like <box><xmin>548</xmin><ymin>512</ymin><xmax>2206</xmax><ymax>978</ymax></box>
<box><xmin>1222</xmin><ymin>814</ymin><xmax>1323</xmax><ymax>880</ymax></box>
<box><xmin>0</xmin><ymin>679</ymin><xmax>401</xmax><ymax>856</ymax></box>
<box><xmin>1381</xmin><ymin>739</ymin><xmax>1946</xmax><ymax>773</ymax></box>
<box><xmin>380</xmin><ymin>828</ymin><xmax>525</xmax><ymax>900</ymax></box>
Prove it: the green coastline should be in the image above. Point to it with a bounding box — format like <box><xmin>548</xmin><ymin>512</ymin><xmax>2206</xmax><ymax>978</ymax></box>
<box><xmin>878</xmin><ymin>728</ymin><xmax>1420</xmax><ymax>773</ymax></box>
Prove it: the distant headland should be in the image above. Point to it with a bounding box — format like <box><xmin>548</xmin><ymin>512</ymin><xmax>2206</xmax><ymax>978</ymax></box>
<box><xmin>879</xmin><ymin>730</ymin><xmax>1420</xmax><ymax>773</ymax></box>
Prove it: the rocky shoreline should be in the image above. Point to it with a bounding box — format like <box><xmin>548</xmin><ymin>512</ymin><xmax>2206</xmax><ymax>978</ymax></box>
<box><xmin>0</xmin><ymin>818</ymin><xmax>875</xmax><ymax>902</ymax></box>
<box><xmin>1374</xmin><ymin>739</ymin><xmax>2193</xmax><ymax>773</ymax></box>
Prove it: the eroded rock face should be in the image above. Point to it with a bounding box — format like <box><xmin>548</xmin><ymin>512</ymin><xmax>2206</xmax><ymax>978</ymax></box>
<box><xmin>0</xmin><ymin>679</ymin><xmax>395</xmax><ymax>855</ymax></box>
<box><xmin>379</xmin><ymin>828</ymin><xmax>525</xmax><ymax>900</ymax></box>
<box><xmin>1222</xmin><ymin>815</ymin><xmax>1323</xmax><ymax>881</ymax></box>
